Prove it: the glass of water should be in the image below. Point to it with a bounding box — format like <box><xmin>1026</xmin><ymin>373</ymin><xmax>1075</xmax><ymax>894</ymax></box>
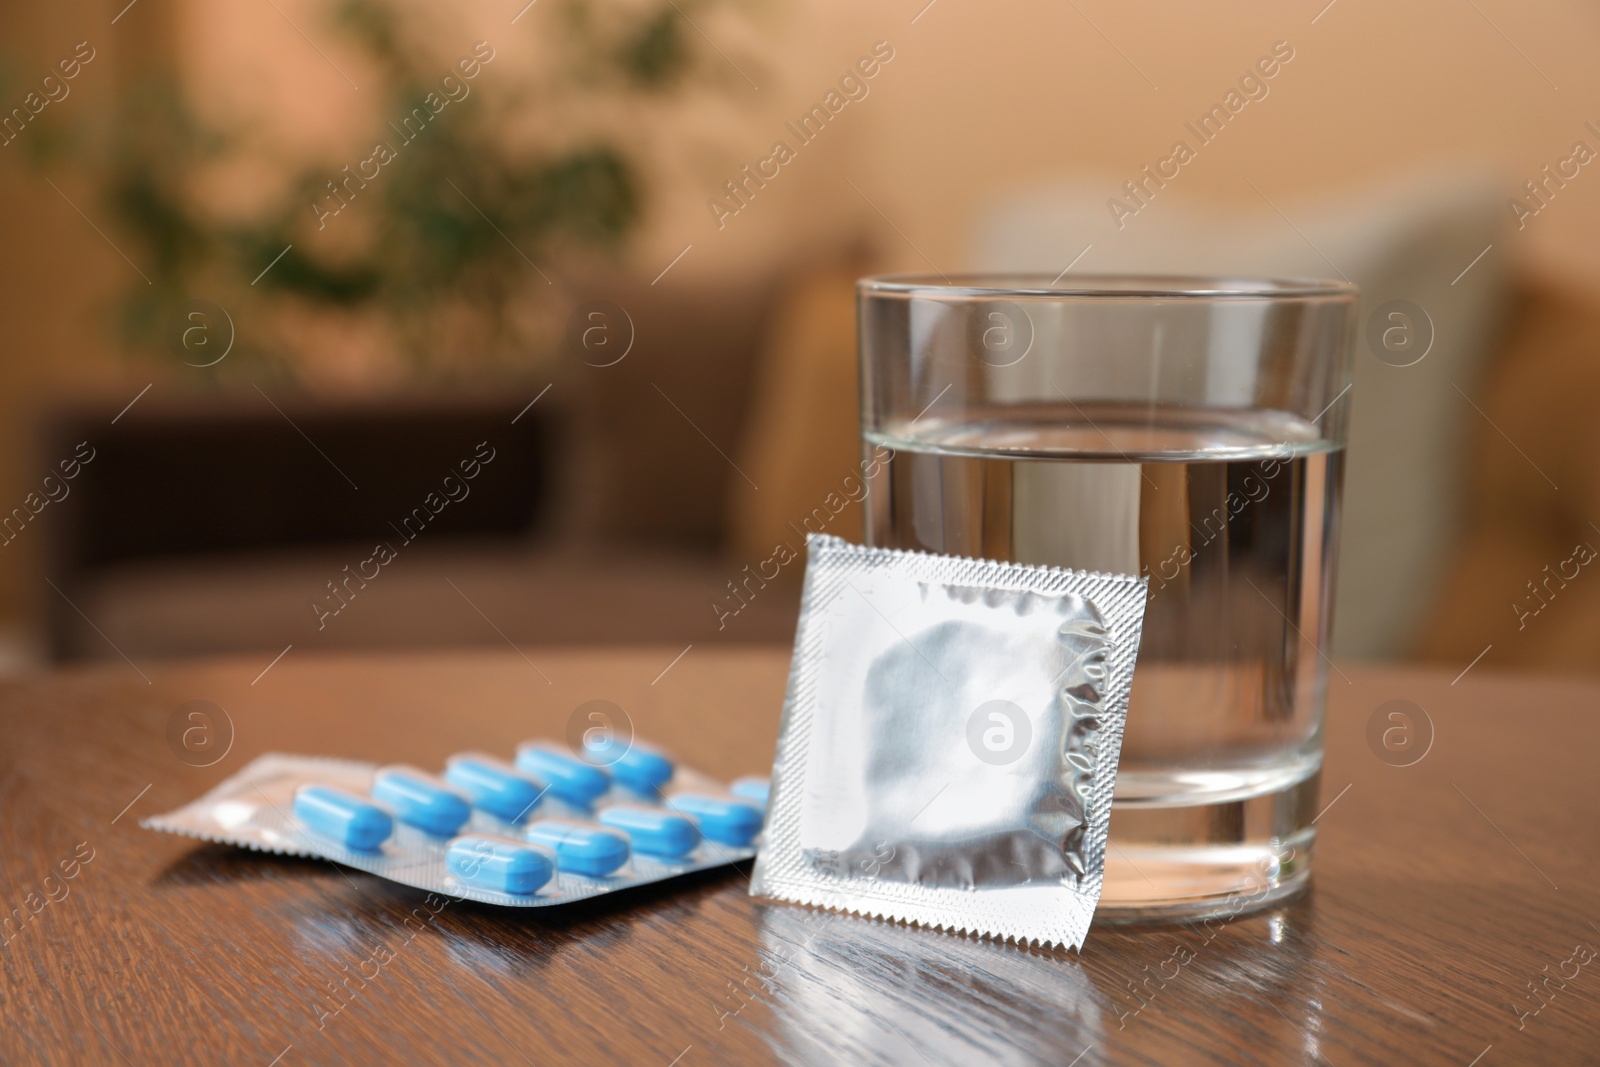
<box><xmin>858</xmin><ymin>274</ymin><xmax>1356</xmax><ymax>921</ymax></box>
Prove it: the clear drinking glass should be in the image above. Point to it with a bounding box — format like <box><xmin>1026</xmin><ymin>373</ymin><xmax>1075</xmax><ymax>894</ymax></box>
<box><xmin>858</xmin><ymin>274</ymin><xmax>1356</xmax><ymax>921</ymax></box>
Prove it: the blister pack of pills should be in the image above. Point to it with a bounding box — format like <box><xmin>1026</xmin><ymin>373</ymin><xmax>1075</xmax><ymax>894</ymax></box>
<box><xmin>144</xmin><ymin>740</ymin><xmax>769</xmax><ymax>907</ymax></box>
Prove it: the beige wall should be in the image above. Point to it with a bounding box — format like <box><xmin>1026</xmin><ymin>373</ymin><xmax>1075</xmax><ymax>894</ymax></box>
<box><xmin>3</xmin><ymin>0</ymin><xmax>1599</xmax><ymax>627</ymax></box>
<box><xmin>645</xmin><ymin>0</ymin><xmax>1600</xmax><ymax>288</ymax></box>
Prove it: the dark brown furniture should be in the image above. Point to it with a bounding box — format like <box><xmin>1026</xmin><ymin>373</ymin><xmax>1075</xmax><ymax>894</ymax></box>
<box><xmin>3</xmin><ymin>648</ymin><xmax>1593</xmax><ymax>1065</ymax></box>
<box><xmin>38</xmin><ymin>391</ymin><xmax>555</xmax><ymax>660</ymax></box>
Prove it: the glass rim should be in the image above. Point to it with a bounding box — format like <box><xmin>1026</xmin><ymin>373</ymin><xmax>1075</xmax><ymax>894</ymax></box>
<box><xmin>859</xmin><ymin>273</ymin><xmax>1358</xmax><ymax>300</ymax></box>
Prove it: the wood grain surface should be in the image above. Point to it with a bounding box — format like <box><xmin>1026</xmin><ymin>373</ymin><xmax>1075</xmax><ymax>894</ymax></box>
<box><xmin>1</xmin><ymin>647</ymin><xmax>1596</xmax><ymax>1066</ymax></box>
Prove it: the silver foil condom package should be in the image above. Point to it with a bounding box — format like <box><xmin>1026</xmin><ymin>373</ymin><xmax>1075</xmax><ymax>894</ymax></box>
<box><xmin>751</xmin><ymin>535</ymin><xmax>1148</xmax><ymax>949</ymax></box>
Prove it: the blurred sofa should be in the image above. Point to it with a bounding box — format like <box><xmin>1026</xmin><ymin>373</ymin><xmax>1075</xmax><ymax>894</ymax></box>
<box><xmin>31</xmin><ymin>180</ymin><xmax>1600</xmax><ymax>675</ymax></box>
<box><xmin>1415</xmin><ymin>278</ymin><xmax>1600</xmax><ymax>672</ymax></box>
<box><xmin>38</xmin><ymin>268</ymin><xmax>806</xmax><ymax>663</ymax></box>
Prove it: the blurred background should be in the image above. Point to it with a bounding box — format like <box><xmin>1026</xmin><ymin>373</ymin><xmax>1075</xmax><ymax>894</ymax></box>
<box><xmin>1</xmin><ymin>0</ymin><xmax>1597</xmax><ymax>675</ymax></box>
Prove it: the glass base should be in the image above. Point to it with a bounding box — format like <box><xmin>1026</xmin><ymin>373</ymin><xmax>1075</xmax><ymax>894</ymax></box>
<box><xmin>1095</xmin><ymin>770</ymin><xmax>1319</xmax><ymax>923</ymax></box>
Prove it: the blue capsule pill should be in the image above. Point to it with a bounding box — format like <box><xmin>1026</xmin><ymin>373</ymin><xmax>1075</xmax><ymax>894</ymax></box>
<box><xmin>446</xmin><ymin>834</ymin><xmax>555</xmax><ymax>895</ymax></box>
<box><xmin>670</xmin><ymin>794</ymin><xmax>764</xmax><ymax>847</ymax></box>
<box><xmin>371</xmin><ymin>766</ymin><xmax>472</xmax><ymax>836</ymax></box>
<box><xmin>515</xmin><ymin>744</ymin><xmax>611</xmax><ymax>807</ymax></box>
<box><xmin>443</xmin><ymin>754</ymin><xmax>545</xmax><ymax>823</ymax></box>
<box><xmin>729</xmin><ymin>776</ymin><xmax>770</xmax><ymax>807</ymax></box>
<box><xmin>522</xmin><ymin>819</ymin><xmax>630</xmax><ymax>877</ymax></box>
<box><xmin>601</xmin><ymin>743</ymin><xmax>676</xmax><ymax>796</ymax></box>
<box><xmin>293</xmin><ymin>784</ymin><xmax>393</xmax><ymax>851</ymax></box>
<box><xmin>597</xmin><ymin>806</ymin><xmax>700</xmax><ymax>858</ymax></box>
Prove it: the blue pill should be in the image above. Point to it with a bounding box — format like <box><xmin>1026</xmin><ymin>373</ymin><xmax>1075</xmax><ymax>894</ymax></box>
<box><xmin>446</xmin><ymin>834</ymin><xmax>555</xmax><ymax>895</ymax></box>
<box><xmin>293</xmin><ymin>784</ymin><xmax>393</xmax><ymax>851</ymax></box>
<box><xmin>515</xmin><ymin>744</ymin><xmax>611</xmax><ymax>807</ymax></box>
<box><xmin>597</xmin><ymin>806</ymin><xmax>700</xmax><ymax>858</ymax></box>
<box><xmin>372</xmin><ymin>766</ymin><xmax>472</xmax><ymax>836</ymax></box>
<box><xmin>670</xmin><ymin>794</ymin><xmax>764</xmax><ymax>847</ymax></box>
<box><xmin>600</xmin><ymin>744</ymin><xmax>675</xmax><ymax>796</ymax></box>
<box><xmin>443</xmin><ymin>754</ymin><xmax>545</xmax><ymax>823</ymax></box>
<box><xmin>730</xmin><ymin>776</ymin><xmax>770</xmax><ymax>807</ymax></box>
<box><xmin>523</xmin><ymin>819</ymin><xmax>630</xmax><ymax>877</ymax></box>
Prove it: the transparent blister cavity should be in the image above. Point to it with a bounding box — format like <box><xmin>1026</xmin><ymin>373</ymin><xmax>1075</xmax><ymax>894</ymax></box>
<box><xmin>750</xmin><ymin>535</ymin><xmax>1147</xmax><ymax>949</ymax></box>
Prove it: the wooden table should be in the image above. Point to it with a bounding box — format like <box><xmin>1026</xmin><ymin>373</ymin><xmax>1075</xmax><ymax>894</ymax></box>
<box><xmin>3</xmin><ymin>648</ymin><xmax>1596</xmax><ymax>1066</ymax></box>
